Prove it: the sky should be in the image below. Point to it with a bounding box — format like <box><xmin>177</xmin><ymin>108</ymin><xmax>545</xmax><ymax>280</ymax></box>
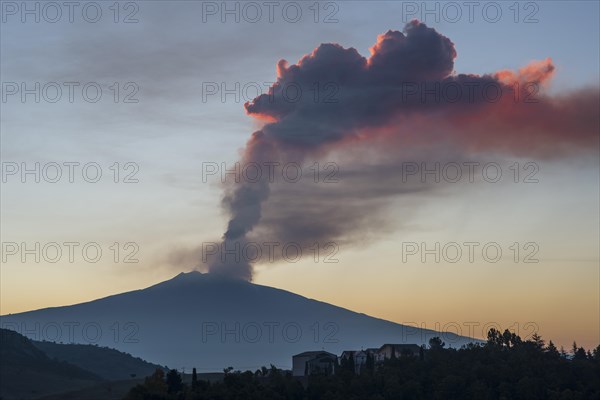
<box><xmin>1</xmin><ymin>1</ymin><xmax>599</xmax><ymax>350</ymax></box>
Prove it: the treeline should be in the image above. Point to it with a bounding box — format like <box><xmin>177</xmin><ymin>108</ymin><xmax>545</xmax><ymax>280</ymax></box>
<box><xmin>124</xmin><ymin>330</ymin><xmax>600</xmax><ymax>400</ymax></box>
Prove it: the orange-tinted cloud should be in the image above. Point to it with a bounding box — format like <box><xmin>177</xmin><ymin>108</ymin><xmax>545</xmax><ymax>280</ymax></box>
<box><xmin>211</xmin><ymin>21</ymin><xmax>599</xmax><ymax>280</ymax></box>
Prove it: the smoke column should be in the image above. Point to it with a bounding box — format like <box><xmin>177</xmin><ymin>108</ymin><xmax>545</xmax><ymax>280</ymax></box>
<box><xmin>207</xmin><ymin>20</ymin><xmax>599</xmax><ymax>280</ymax></box>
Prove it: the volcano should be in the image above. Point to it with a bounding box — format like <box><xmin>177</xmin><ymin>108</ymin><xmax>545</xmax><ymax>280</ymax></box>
<box><xmin>0</xmin><ymin>272</ymin><xmax>479</xmax><ymax>371</ymax></box>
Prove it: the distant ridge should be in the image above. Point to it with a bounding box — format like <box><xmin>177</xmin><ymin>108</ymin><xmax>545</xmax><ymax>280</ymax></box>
<box><xmin>0</xmin><ymin>328</ymin><xmax>100</xmax><ymax>399</ymax></box>
<box><xmin>0</xmin><ymin>328</ymin><xmax>163</xmax><ymax>399</ymax></box>
<box><xmin>33</xmin><ymin>340</ymin><xmax>164</xmax><ymax>381</ymax></box>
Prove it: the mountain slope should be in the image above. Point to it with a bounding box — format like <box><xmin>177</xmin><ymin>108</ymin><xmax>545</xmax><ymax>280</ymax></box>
<box><xmin>0</xmin><ymin>328</ymin><xmax>101</xmax><ymax>400</ymax></box>
<box><xmin>1</xmin><ymin>272</ymin><xmax>479</xmax><ymax>371</ymax></box>
<box><xmin>32</xmin><ymin>340</ymin><xmax>164</xmax><ymax>380</ymax></box>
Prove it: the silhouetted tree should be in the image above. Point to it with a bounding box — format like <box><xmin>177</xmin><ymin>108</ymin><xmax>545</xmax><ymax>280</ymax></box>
<box><xmin>530</xmin><ymin>332</ymin><xmax>545</xmax><ymax>349</ymax></box>
<box><xmin>166</xmin><ymin>369</ymin><xmax>183</xmax><ymax>394</ymax></box>
<box><xmin>560</xmin><ymin>346</ymin><xmax>568</xmax><ymax>358</ymax></box>
<box><xmin>191</xmin><ymin>367</ymin><xmax>198</xmax><ymax>390</ymax></box>
<box><xmin>487</xmin><ymin>328</ymin><xmax>503</xmax><ymax>347</ymax></box>
<box><xmin>429</xmin><ymin>336</ymin><xmax>445</xmax><ymax>350</ymax></box>
<box><xmin>124</xmin><ymin>368</ymin><xmax>167</xmax><ymax>400</ymax></box>
<box><xmin>546</xmin><ymin>340</ymin><xmax>559</xmax><ymax>356</ymax></box>
<box><xmin>572</xmin><ymin>342</ymin><xmax>588</xmax><ymax>360</ymax></box>
<box><xmin>145</xmin><ymin>369</ymin><xmax>167</xmax><ymax>392</ymax></box>
<box><xmin>593</xmin><ymin>344</ymin><xmax>600</xmax><ymax>361</ymax></box>
<box><xmin>501</xmin><ymin>329</ymin><xmax>522</xmax><ymax>348</ymax></box>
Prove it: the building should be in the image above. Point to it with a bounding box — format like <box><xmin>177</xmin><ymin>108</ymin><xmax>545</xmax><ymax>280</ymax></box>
<box><xmin>340</xmin><ymin>350</ymin><xmax>368</xmax><ymax>374</ymax></box>
<box><xmin>378</xmin><ymin>344</ymin><xmax>423</xmax><ymax>360</ymax></box>
<box><xmin>292</xmin><ymin>351</ymin><xmax>337</xmax><ymax>376</ymax></box>
<box><xmin>365</xmin><ymin>348</ymin><xmax>381</xmax><ymax>363</ymax></box>
<box><xmin>294</xmin><ymin>344</ymin><xmax>422</xmax><ymax>377</ymax></box>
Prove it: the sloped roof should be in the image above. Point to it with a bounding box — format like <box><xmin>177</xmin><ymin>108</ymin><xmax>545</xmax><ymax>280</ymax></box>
<box><xmin>380</xmin><ymin>344</ymin><xmax>421</xmax><ymax>351</ymax></box>
<box><xmin>293</xmin><ymin>351</ymin><xmax>336</xmax><ymax>358</ymax></box>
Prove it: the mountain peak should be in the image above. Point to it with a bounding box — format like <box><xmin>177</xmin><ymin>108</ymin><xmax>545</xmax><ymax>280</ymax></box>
<box><xmin>171</xmin><ymin>270</ymin><xmax>205</xmax><ymax>280</ymax></box>
<box><xmin>168</xmin><ymin>270</ymin><xmax>248</xmax><ymax>284</ymax></box>
<box><xmin>146</xmin><ymin>270</ymin><xmax>251</xmax><ymax>293</ymax></box>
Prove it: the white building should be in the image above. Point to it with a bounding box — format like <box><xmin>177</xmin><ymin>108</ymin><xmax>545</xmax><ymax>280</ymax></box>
<box><xmin>292</xmin><ymin>351</ymin><xmax>337</xmax><ymax>377</ymax></box>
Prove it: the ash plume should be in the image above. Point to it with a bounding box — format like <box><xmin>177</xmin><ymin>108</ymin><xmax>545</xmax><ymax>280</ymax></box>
<box><xmin>204</xmin><ymin>20</ymin><xmax>599</xmax><ymax>280</ymax></box>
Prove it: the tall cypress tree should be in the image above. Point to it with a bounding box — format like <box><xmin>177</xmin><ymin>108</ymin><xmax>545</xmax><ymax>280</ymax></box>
<box><xmin>192</xmin><ymin>367</ymin><xmax>198</xmax><ymax>390</ymax></box>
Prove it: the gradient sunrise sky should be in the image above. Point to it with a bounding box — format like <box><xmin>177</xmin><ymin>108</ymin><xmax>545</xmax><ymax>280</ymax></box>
<box><xmin>1</xmin><ymin>1</ymin><xmax>599</xmax><ymax>350</ymax></box>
